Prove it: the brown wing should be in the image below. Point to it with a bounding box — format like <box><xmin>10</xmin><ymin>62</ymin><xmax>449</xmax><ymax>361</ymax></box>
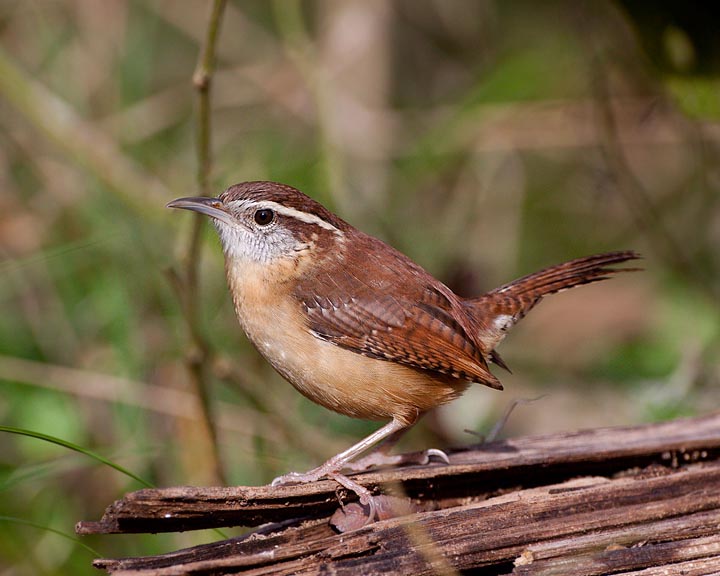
<box><xmin>294</xmin><ymin>237</ymin><xmax>502</xmax><ymax>390</ymax></box>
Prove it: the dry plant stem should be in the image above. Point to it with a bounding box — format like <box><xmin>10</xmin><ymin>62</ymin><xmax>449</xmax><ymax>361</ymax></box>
<box><xmin>176</xmin><ymin>0</ymin><xmax>229</xmax><ymax>485</ymax></box>
<box><xmin>370</xmin><ymin>477</ymin><xmax>462</xmax><ymax>576</ymax></box>
<box><xmin>484</xmin><ymin>395</ymin><xmax>548</xmax><ymax>443</ymax></box>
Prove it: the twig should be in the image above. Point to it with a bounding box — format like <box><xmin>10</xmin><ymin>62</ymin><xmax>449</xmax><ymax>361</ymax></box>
<box><xmin>193</xmin><ymin>0</ymin><xmax>227</xmax><ymax>194</ymax></box>
<box><xmin>173</xmin><ymin>0</ymin><xmax>228</xmax><ymax>486</ymax></box>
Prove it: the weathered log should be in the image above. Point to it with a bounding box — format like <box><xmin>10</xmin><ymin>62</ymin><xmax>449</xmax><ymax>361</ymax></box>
<box><xmin>80</xmin><ymin>413</ymin><xmax>720</xmax><ymax>575</ymax></box>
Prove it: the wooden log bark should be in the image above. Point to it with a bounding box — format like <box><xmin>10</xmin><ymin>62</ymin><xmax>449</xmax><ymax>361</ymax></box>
<box><xmin>79</xmin><ymin>413</ymin><xmax>720</xmax><ymax>575</ymax></box>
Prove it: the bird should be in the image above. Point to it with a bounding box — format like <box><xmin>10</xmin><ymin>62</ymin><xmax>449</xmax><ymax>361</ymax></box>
<box><xmin>168</xmin><ymin>180</ymin><xmax>640</xmax><ymax>516</ymax></box>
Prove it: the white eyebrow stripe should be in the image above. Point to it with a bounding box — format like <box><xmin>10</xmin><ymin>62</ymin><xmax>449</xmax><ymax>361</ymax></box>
<box><xmin>231</xmin><ymin>199</ymin><xmax>342</xmax><ymax>233</ymax></box>
<box><xmin>268</xmin><ymin>202</ymin><xmax>341</xmax><ymax>232</ymax></box>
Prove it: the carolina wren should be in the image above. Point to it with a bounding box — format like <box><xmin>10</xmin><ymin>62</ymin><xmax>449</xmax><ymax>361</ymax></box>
<box><xmin>168</xmin><ymin>181</ymin><xmax>639</xmax><ymax>509</ymax></box>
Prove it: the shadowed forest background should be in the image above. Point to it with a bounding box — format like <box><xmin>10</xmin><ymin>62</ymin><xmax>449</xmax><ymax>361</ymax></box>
<box><xmin>0</xmin><ymin>1</ymin><xmax>718</xmax><ymax>573</ymax></box>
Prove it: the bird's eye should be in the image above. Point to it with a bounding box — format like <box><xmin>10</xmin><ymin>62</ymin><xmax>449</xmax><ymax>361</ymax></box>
<box><xmin>254</xmin><ymin>209</ymin><xmax>274</xmax><ymax>226</ymax></box>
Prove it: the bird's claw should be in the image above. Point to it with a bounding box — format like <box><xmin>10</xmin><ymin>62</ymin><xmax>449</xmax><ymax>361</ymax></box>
<box><xmin>271</xmin><ymin>468</ymin><xmax>378</xmax><ymax>526</ymax></box>
<box><xmin>329</xmin><ymin>472</ymin><xmax>377</xmax><ymax>525</ymax></box>
<box><xmin>424</xmin><ymin>448</ymin><xmax>450</xmax><ymax>464</ymax></box>
<box><xmin>342</xmin><ymin>447</ymin><xmax>450</xmax><ymax>472</ymax></box>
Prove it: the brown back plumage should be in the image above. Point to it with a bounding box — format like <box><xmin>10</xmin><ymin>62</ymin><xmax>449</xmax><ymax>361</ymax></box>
<box><xmin>296</xmin><ymin>229</ymin><xmax>505</xmax><ymax>390</ymax></box>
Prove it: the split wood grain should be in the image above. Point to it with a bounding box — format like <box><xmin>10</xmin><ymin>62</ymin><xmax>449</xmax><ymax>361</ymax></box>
<box><xmin>77</xmin><ymin>412</ymin><xmax>720</xmax><ymax>535</ymax></box>
<box><xmin>93</xmin><ymin>460</ymin><xmax>720</xmax><ymax>575</ymax></box>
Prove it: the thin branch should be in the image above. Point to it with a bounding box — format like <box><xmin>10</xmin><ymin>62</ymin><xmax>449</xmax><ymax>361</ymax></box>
<box><xmin>173</xmin><ymin>0</ymin><xmax>228</xmax><ymax>486</ymax></box>
<box><xmin>193</xmin><ymin>0</ymin><xmax>228</xmax><ymax>194</ymax></box>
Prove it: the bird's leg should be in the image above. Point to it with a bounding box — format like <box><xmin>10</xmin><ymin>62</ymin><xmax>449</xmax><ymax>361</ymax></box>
<box><xmin>272</xmin><ymin>418</ymin><xmax>411</xmax><ymax>520</ymax></box>
<box><xmin>343</xmin><ymin>415</ymin><xmax>449</xmax><ymax>472</ymax></box>
<box><xmin>272</xmin><ymin>418</ymin><xmax>407</xmax><ymax>487</ymax></box>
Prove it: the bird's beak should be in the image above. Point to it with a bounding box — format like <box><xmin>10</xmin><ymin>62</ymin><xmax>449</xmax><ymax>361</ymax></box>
<box><xmin>166</xmin><ymin>196</ymin><xmax>236</xmax><ymax>227</ymax></box>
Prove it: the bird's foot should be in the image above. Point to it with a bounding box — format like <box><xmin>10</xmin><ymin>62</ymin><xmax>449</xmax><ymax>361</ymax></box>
<box><xmin>271</xmin><ymin>467</ymin><xmax>326</xmax><ymax>487</ymax></box>
<box><xmin>271</xmin><ymin>465</ymin><xmax>377</xmax><ymax>525</ymax></box>
<box><xmin>328</xmin><ymin>472</ymin><xmax>377</xmax><ymax>524</ymax></box>
<box><xmin>343</xmin><ymin>447</ymin><xmax>450</xmax><ymax>472</ymax></box>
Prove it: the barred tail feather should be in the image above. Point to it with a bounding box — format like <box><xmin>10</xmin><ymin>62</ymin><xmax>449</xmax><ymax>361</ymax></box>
<box><xmin>467</xmin><ymin>250</ymin><xmax>641</xmax><ymax>367</ymax></box>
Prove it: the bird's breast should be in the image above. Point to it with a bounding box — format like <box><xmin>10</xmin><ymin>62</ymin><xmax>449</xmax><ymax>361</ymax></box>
<box><xmin>224</xmin><ymin>260</ymin><xmax>468</xmax><ymax>424</ymax></box>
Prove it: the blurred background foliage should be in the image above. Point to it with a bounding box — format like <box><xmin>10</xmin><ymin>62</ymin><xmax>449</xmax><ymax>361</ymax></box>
<box><xmin>0</xmin><ymin>0</ymin><xmax>718</xmax><ymax>573</ymax></box>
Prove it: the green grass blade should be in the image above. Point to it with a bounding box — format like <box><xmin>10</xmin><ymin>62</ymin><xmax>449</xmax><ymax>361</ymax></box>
<box><xmin>0</xmin><ymin>515</ymin><xmax>101</xmax><ymax>557</ymax></box>
<box><xmin>0</xmin><ymin>425</ymin><xmax>153</xmax><ymax>488</ymax></box>
<box><xmin>1</xmin><ymin>426</ymin><xmax>230</xmax><ymax>539</ymax></box>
